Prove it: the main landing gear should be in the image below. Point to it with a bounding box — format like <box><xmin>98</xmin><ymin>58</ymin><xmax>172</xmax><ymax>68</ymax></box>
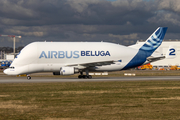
<box><xmin>78</xmin><ymin>75</ymin><xmax>92</xmax><ymax>79</ymax></box>
<box><xmin>78</xmin><ymin>71</ymin><xmax>92</xmax><ymax>79</ymax></box>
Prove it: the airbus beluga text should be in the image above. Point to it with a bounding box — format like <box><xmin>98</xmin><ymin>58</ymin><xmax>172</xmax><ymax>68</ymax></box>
<box><xmin>4</xmin><ymin>27</ymin><xmax>168</xmax><ymax>79</ymax></box>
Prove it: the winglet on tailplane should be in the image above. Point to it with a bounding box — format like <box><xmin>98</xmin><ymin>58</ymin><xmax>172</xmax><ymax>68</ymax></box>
<box><xmin>139</xmin><ymin>27</ymin><xmax>168</xmax><ymax>56</ymax></box>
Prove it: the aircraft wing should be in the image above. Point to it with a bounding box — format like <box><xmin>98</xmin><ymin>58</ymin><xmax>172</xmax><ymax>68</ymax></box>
<box><xmin>67</xmin><ymin>60</ymin><xmax>116</xmax><ymax>69</ymax></box>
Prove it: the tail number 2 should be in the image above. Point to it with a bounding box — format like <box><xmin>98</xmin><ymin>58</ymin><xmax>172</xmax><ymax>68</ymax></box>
<box><xmin>169</xmin><ymin>48</ymin><xmax>176</xmax><ymax>55</ymax></box>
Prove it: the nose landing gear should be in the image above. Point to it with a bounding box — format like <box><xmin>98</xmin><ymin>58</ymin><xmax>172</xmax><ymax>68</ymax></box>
<box><xmin>27</xmin><ymin>75</ymin><xmax>31</xmax><ymax>80</ymax></box>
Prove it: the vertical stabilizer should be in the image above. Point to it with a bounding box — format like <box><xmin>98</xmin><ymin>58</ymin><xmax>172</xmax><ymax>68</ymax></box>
<box><xmin>140</xmin><ymin>27</ymin><xmax>168</xmax><ymax>56</ymax></box>
<box><xmin>122</xmin><ymin>27</ymin><xmax>168</xmax><ymax>70</ymax></box>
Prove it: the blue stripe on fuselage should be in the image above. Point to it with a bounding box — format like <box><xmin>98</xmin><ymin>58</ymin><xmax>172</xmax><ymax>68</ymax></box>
<box><xmin>122</xmin><ymin>50</ymin><xmax>150</xmax><ymax>70</ymax></box>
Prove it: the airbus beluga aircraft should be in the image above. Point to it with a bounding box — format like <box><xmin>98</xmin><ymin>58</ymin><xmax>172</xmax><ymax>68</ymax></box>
<box><xmin>4</xmin><ymin>27</ymin><xmax>168</xmax><ymax>79</ymax></box>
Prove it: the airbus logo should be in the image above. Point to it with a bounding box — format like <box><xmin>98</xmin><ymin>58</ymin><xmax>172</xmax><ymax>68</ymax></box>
<box><xmin>39</xmin><ymin>51</ymin><xmax>111</xmax><ymax>59</ymax></box>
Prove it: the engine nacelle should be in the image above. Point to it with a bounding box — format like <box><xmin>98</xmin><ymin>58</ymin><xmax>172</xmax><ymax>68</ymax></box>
<box><xmin>60</xmin><ymin>67</ymin><xmax>79</xmax><ymax>75</ymax></box>
<box><xmin>53</xmin><ymin>67</ymin><xmax>79</xmax><ymax>75</ymax></box>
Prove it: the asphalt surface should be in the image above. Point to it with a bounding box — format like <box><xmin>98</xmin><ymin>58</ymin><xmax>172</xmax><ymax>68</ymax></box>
<box><xmin>0</xmin><ymin>76</ymin><xmax>180</xmax><ymax>83</ymax></box>
<box><xmin>1</xmin><ymin>70</ymin><xmax>180</xmax><ymax>83</ymax></box>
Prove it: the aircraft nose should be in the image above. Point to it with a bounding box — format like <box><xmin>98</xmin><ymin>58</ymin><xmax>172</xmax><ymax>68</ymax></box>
<box><xmin>3</xmin><ymin>69</ymin><xmax>8</xmax><ymax>75</ymax></box>
<box><xmin>3</xmin><ymin>68</ymin><xmax>18</xmax><ymax>75</ymax></box>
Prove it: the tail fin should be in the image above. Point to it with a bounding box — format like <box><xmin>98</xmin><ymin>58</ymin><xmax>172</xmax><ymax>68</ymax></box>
<box><xmin>140</xmin><ymin>27</ymin><xmax>168</xmax><ymax>56</ymax></box>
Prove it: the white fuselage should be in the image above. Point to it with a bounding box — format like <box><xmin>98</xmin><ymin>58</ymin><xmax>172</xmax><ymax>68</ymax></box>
<box><xmin>4</xmin><ymin>42</ymin><xmax>141</xmax><ymax>75</ymax></box>
<box><xmin>3</xmin><ymin>27</ymin><xmax>168</xmax><ymax>76</ymax></box>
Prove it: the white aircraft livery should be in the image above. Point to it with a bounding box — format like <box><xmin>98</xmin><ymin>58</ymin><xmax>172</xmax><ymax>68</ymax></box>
<box><xmin>4</xmin><ymin>27</ymin><xmax>168</xmax><ymax>79</ymax></box>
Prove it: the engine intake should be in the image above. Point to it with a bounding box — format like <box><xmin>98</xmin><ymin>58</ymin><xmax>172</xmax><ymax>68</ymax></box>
<box><xmin>53</xmin><ymin>67</ymin><xmax>79</xmax><ymax>75</ymax></box>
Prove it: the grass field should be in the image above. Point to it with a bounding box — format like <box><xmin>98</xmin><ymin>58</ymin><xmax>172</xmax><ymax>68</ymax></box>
<box><xmin>1</xmin><ymin>80</ymin><xmax>180</xmax><ymax>120</ymax></box>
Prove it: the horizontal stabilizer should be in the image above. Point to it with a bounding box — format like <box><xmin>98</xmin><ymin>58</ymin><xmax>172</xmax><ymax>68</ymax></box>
<box><xmin>143</xmin><ymin>56</ymin><xmax>165</xmax><ymax>65</ymax></box>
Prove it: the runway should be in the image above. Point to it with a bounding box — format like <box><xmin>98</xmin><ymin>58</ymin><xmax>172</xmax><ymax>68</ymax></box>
<box><xmin>0</xmin><ymin>76</ymin><xmax>180</xmax><ymax>83</ymax></box>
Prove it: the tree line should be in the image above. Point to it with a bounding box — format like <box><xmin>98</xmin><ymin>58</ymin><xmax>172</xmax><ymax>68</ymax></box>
<box><xmin>0</xmin><ymin>46</ymin><xmax>24</xmax><ymax>53</ymax></box>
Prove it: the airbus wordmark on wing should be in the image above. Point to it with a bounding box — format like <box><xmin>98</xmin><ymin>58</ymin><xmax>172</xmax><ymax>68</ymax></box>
<box><xmin>4</xmin><ymin>27</ymin><xmax>168</xmax><ymax>79</ymax></box>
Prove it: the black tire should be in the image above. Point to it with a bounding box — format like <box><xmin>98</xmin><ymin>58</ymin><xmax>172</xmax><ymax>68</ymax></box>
<box><xmin>78</xmin><ymin>75</ymin><xmax>82</xmax><ymax>79</ymax></box>
<box><xmin>83</xmin><ymin>75</ymin><xmax>87</xmax><ymax>79</ymax></box>
<box><xmin>27</xmin><ymin>76</ymin><xmax>31</xmax><ymax>80</ymax></box>
<box><xmin>87</xmin><ymin>75</ymin><xmax>92</xmax><ymax>79</ymax></box>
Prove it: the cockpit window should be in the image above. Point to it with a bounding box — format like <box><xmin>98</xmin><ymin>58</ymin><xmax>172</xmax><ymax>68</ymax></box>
<box><xmin>9</xmin><ymin>67</ymin><xmax>15</xmax><ymax>69</ymax></box>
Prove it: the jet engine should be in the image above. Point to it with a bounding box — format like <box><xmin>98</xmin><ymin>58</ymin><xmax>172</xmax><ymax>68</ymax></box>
<box><xmin>53</xmin><ymin>67</ymin><xmax>79</xmax><ymax>75</ymax></box>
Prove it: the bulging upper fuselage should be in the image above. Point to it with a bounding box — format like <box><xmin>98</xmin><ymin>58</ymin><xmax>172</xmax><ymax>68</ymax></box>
<box><xmin>3</xmin><ymin>42</ymin><xmax>140</xmax><ymax>75</ymax></box>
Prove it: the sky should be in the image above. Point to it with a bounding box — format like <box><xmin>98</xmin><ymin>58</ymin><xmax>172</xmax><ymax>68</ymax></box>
<box><xmin>0</xmin><ymin>0</ymin><xmax>180</xmax><ymax>47</ymax></box>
